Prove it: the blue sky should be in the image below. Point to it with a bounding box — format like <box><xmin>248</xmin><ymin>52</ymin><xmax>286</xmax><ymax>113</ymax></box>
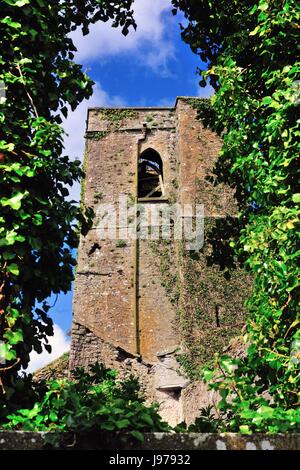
<box><xmin>27</xmin><ymin>0</ymin><xmax>211</xmax><ymax>371</ymax></box>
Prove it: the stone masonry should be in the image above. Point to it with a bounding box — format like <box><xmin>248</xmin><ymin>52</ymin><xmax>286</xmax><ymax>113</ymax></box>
<box><xmin>69</xmin><ymin>97</ymin><xmax>242</xmax><ymax>425</ymax></box>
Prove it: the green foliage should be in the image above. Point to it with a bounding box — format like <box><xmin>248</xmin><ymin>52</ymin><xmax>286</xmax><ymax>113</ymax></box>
<box><xmin>187</xmin><ymin>406</ymin><xmax>224</xmax><ymax>433</ymax></box>
<box><xmin>85</xmin><ymin>131</ymin><xmax>109</xmax><ymax>140</ymax></box>
<box><xmin>151</xmin><ymin>220</ymin><xmax>251</xmax><ymax>375</ymax></box>
<box><xmin>99</xmin><ymin>108</ymin><xmax>139</xmax><ymax>124</ymax></box>
<box><xmin>116</xmin><ymin>239</ymin><xmax>127</xmax><ymax>248</ymax></box>
<box><xmin>94</xmin><ymin>191</ymin><xmax>104</xmax><ymax>202</ymax></box>
<box><xmin>95</xmin><ymin>108</ymin><xmax>139</xmax><ymax>135</ymax></box>
<box><xmin>177</xmin><ymin>216</ymin><xmax>252</xmax><ymax>373</ymax></box>
<box><xmin>149</xmin><ymin>240</ymin><xmax>180</xmax><ymax>306</ymax></box>
<box><xmin>0</xmin><ymin>0</ymin><xmax>136</xmax><ymax>397</ymax></box>
<box><xmin>0</xmin><ymin>371</ymin><xmax>42</xmax><ymax>421</ymax></box>
<box><xmin>202</xmin><ymin>355</ymin><xmax>300</xmax><ymax>433</ymax></box>
<box><xmin>173</xmin><ymin>0</ymin><xmax>300</xmax><ymax>431</ymax></box>
<box><xmin>2</xmin><ymin>363</ymin><xmax>170</xmax><ymax>441</ymax></box>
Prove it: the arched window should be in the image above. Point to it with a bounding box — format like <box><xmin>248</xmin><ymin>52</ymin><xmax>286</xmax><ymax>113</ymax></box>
<box><xmin>138</xmin><ymin>148</ymin><xmax>164</xmax><ymax>199</ymax></box>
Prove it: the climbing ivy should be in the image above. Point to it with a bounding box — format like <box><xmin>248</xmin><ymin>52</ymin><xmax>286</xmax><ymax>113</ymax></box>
<box><xmin>96</xmin><ymin>108</ymin><xmax>139</xmax><ymax>133</ymax></box>
<box><xmin>85</xmin><ymin>131</ymin><xmax>109</xmax><ymax>140</ymax></box>
<box><xmin>0</xmin><ymin>0</ymin><xmax>136</xmax><ymax>400</ymax></box>
<box><xmin>3</xmin><ymin>363</ymin><xmax>170</xmax><ymax>442</ymax></box>
<box><xmin>150</xmin><ymin>214</ymin><xmax>252</xmax><ymax>376</ymax></box>
<box><xmin>173</xmin><ymin>0</ymin><xmax>300</xmax><ymax>431</ymax></box>
<box><xmin>99</xmin><ymin>108</ymin><xmax>139</xmax><ymax>123</ymax></box>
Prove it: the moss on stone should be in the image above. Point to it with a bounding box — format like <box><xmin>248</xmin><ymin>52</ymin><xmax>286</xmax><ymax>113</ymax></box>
<box><xmin>150</xmin><ymin>240</ymin><xmax>180</xmax><ymax>306</ymax></box>
<box><xmin>85</xmin><ymin>131</ymin><xmax>109</xmax><ymax>140</ymax></box>
<box><xmin>33</xmin><ymin>353</ymin><xmax>70</xmax><ymax>382</ymax></box>
<box><xmin>150</xmin><ymin>216</ymin><xmax>252</xmax><ymax>378</ymax></box>
<box><xmin>186</xmin><ymin>97</ymin><xmax>210</xmax><ymax>109</ymax></box>
<box><xmin>116</xmin><ymin>239</ymin><xmax>127</xmax><ymax>248</ymax></box>
<box><xmin>99</xmin><ymin>108</ymin><xmax>139</xmax><ymax>125</ymax></box>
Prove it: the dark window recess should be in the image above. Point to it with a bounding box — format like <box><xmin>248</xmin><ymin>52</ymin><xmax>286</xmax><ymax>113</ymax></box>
<box><xmin>138</xmin><ymin>148</ymin><xmax>164</xmax><ymax>198</ymax></box>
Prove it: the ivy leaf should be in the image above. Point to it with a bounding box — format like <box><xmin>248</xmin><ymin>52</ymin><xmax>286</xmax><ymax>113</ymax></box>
<box><xmin>3</xmin><ymin>251</ymin><xmax>16</xmax><ymax>260</ymax></box>
<box><xmin>6</xmin><ymin>308</ymin><xmax>20</xmax><ymax>328</ymax></box>
<box><xmin>239</xmin><ymin>425</ymin><xmax>251</xmax><ymax>434</ymax></box>
<box><xmin>4</xmin><ymin>329</ymin><xmax>23</xmax><ymax>345</ymax></box>
<box><xmin>292</xmin><ymin>194</ymin><xmax>300</xmax><ymax>203</ymax></box>
<box><xmin>0</xmin><ymin>342</ymin><xmax>17</xmax><ymax>361</ymax></box>
<box><xmin>258</xmin><ymin>406</ymin><xmax>274</xmax><ymax>419</ymax></box>
<box><xmin>203</xmin><ymin>368</ymin><xmax>214</xmax><ymax>382</ymax></box>
<box><xmin>4</xmin><ymin>0</ymin><xmax>30</xmax><ymax>5</ymax></box>
<box><xmin>0</xmin><ymin>141</ymin><xmax>14</xmax><ymax>152</ymax></box>
<box><xmin>140</xmin><ymin>413</ymin><xmax>154</xmax><ymax>426</ymax></box>
<box><xmin>49</xmin><ymin>410</ymin><xmax>58</xmax><ymax>422</ymax></box>
<box><xmin>258</xmin><ymin>2</ymin><xmax>269</xmax><ymax>11</ymax></box>
<box><xmin>130</xmin><ymin>430</ymin><xmax>144</xmax><ymax>442</ymax></box>
<box><xmin>116</xmin><ymin>418</ymin><xmax>130</xmax><ymax>429</ymax></box>
<box><xmin>1</xmin><ymin>191</ymin><xmax>28</xmax><ymax>210</ymax></box>
<box><xmin>0</xmin><ymin>229</ymin><xmax>21</xmax><ymax>247</ymax></box>
<box><xmin>220</xmin><ymin>356</ymin><xmax>238</xmax><ymax>374</ymax></box>
<box><xmin>7</xmin><ymin>263</ymin><xmax>20</xmax><ymax>276</ymax></box>
<box><xmin>262</xmin><ymin>96</ymin><xmax>272</xmax><ymax>105</ymax></box>
<box><xmin>0</xmin><ymin>16</ymin><xmax>22</xmax><ymax>29</ymax></box>
<box><xmin>249</xmin><ymin>25</ymin><xmax>260</xmax><ymax>36</ymax></box>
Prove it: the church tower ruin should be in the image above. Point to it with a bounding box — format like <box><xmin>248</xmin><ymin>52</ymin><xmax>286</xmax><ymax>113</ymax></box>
<box><xmin>69</xmin><ymin>97</ymin><xmax>251</xmax><ymax>425</ymax></box>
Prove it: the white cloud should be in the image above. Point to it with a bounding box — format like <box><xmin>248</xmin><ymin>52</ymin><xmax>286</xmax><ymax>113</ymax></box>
<box><xmin>63</xmin><ymin>81</ymin><xmax>125</xmax><ymax>201</ymax></box>
<box><xmin>72</xmin><ymin>0</ymin><xmax>175</xmax><ymax>75</ymax></box>
<box><xmin>25</xmin><ymin>323</ymin><xmax>70</xmax><ymax>374</ymax></box>
<box><xmin>63</xmin><ymin>81</ymin><xmax>124</xmax><ymax>162</ymax></box>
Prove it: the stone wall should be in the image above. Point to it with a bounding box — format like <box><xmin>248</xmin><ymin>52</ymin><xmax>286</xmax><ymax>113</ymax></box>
<box><xmin>70</xmin><ymin>97</ymin><xmax>252</xmax><ymax>425</ymax></box>
<box><xmin>0</xmin><ymin>431</ymin><xmax>299</xmax><ymax>450</ymax></box>
<box><xmin>70</xmin><ymin>322</ymin><xmax>204</xmax><ymax>427</ymax></box>
<box><xmin>73</xmin><ymin>105</ymin><xmax>180</xmax><ymax>362</ymax></box>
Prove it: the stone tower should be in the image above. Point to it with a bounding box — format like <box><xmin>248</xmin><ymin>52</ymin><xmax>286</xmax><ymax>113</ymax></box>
<box><xmin>69</xmin><ymin>97</ymin><xmax>251</xmax><ymax>425</ymax></box>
